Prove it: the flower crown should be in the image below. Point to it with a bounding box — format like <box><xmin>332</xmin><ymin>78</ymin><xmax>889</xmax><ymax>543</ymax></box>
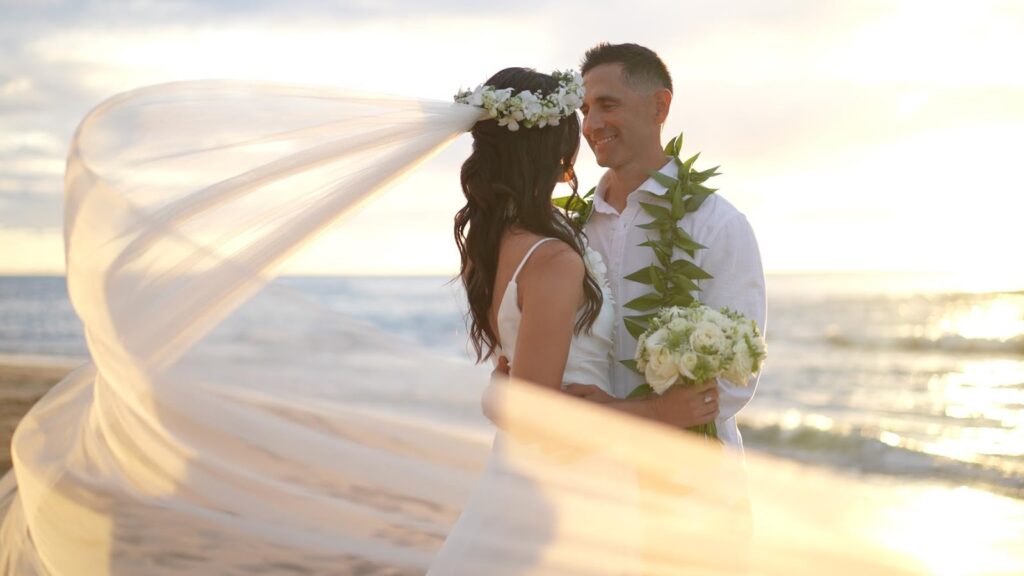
<box><xmin>454</xmin><ymin>69</ymin><xmax>584</xmax><ymax>132</ymax></box>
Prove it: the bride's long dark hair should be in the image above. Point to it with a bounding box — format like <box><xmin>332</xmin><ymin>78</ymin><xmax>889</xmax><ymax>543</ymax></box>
<box><xmin>455</xmin><ymin>67</ymin><xmax>602</xmax><ymax>363</ymax></box>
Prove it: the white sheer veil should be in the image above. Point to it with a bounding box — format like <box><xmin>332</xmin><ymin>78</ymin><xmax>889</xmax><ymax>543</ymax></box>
<box><xmin>0</xmin><ymin>80</ymin><xmax>1021</xmax><ymax>575</ymax></box>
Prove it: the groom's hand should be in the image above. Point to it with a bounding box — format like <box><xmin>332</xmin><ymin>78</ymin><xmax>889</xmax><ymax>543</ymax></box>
<box><xmin>491</xmin><ymin>356</ymin><xmax>510</xmax><ymax>381</ymax></box>
<box><xmin>655</xmin><ymin>380</ymin><xmax>719</xmax><ymax>429</ymax></box>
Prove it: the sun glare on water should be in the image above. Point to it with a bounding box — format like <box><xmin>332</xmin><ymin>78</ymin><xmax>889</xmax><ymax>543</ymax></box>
<box><xmin>878</xmin><ymin>485</ymin><xmax>1024</xmax><ymax>576</ymax></box>
<box><xmin>936</xmin><ymin>296</ymin><xmax>1024</xmax><ymax>343</ymax></box>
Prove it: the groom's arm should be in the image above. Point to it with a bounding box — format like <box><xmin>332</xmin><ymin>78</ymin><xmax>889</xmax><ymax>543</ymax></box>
<box><xmin>697</xmin><ymin>213</ymin><xmax>766</xmax><ymax>423</ymax></box>
<box><xmin>564</xmin><ymin>381</ymin><xmax>720</xmax><ymax>428</ymax></box>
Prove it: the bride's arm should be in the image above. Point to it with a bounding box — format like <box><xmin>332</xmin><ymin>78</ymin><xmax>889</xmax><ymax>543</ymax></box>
<box><xmin>507</xmin><ymin>241</ymin><xmax>585</xmax><ymax>390</ymax></box>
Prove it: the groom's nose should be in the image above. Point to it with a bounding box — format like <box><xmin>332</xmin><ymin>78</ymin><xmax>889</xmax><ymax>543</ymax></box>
<box><xmin>582</xmin><ymin>110</ymin><xmax>601</xmax><ymax>140</ymax></box>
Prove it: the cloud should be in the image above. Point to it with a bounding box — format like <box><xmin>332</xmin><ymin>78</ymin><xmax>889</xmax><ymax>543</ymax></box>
<box><xmin>1</xmin><ymin>0</ymin><xmax>1022</xmax><ymax>272</ymax></box>
<box><xmin>0</xmin><ymin>192</ymin><xmax>62</xmax><ymax>228</ymax></box>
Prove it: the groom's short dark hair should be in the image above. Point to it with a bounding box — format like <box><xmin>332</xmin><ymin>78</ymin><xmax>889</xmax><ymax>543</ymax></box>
<box><xmin>581</xmin><ymin>43</ymin><xmax>673</xmax><ymax>93</ymax></box>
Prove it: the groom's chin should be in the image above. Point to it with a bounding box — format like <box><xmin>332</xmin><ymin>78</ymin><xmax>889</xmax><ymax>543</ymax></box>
<box><xmin>591</xmin><ymin>151</ymin><xmax>613</xmax><ymax>168</ymax></box>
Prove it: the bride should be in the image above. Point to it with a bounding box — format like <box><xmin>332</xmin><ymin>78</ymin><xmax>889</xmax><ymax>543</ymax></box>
<box><xmin>431</xmin><ymin>66</ymin><xmax>626</xmax><ymax>572</ymax></box>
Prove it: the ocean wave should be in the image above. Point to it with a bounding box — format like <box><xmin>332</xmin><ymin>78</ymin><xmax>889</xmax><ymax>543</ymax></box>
<box><xmin>740</xmin><ymin>423</ymin><xmax>1024</xmax><ymax>500</ymax></box>
<box><xmin>824</xmin><ymin>333</ymin><xmax>1024</xmax><ymax>356</ymax></box>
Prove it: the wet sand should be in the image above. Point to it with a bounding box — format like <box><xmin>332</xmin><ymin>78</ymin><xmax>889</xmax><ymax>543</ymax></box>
<box><xmin>0</xmin><ymin>360</ymin><xmax>72</xmax><ymax>473</ymax></box>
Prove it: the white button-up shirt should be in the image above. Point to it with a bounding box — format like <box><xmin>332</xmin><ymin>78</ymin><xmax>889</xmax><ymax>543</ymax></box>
<box><xmin>585</xmin><ymin>160</ymin><xmax>766</xmax><ymax>451</ymax></box>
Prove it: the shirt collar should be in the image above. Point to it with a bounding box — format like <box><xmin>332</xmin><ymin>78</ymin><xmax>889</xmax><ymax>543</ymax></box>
<box><xmin>591</xmin><ymin>158</ymin><xmax>677</xmax><ymax>215</ymax></box>
<box><xmin>591</xmin><ymin>171</ymin><xmax>618</xmax><ymax>215</ymax></box>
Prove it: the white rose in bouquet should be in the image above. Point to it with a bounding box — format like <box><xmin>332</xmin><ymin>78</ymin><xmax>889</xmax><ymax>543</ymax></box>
<box><xmin>645</xmin><ymin>347</ymin><xmax>680</xmax><ymax>394</ymax></box>
<box><xmin>689</xmin><ymin>321</ymin><xmax>727</xmax><ymax>356</ymax></box>
<box><xmin>676</xmin><ymin>351</ymin><xmax>699</xmax><ymax>380</ymax></box>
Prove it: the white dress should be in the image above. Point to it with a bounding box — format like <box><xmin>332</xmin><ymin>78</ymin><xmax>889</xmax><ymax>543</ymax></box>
<box><xmin>427</xmin><ymin>237</ymin><xmax>630</xmax><ymax>575</ymax></box>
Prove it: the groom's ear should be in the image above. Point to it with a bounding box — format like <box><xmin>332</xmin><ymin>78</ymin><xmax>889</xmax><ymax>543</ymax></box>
<box><xmin>652</xmin><ymin>89</ymin><xmax>672</xmax><ymax>125</ymax></box>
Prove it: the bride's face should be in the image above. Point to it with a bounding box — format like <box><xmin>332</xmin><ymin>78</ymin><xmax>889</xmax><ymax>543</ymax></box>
<box><xmin>581</xmin><ymin>63</ymin><xmax>661</xmax><ymax>169</ymax></box>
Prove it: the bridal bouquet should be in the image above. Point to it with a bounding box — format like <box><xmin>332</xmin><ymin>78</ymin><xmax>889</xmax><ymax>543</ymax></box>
<box><xmin>628</xmin><ymin>302</ymin><xmax>766</xmax><ymax>438</ymax></box>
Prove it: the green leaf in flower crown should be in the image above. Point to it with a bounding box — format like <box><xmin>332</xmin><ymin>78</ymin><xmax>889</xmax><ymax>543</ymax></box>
<box><xmin>648</xmin><ymin>170</ymin><xmax>679</xmax><ymax>190</ymax></box>
<box><xmin>670</xmin><ymin>259</ymin><xmax>714</xmax><ymax>280</ymax></box>
<box><xmin>626</xmin><ymin>383</ymin><xmax>654</xmax><ymax>398</ymax></box>
<box><xmin>624</xmin><ymin>292</ymin><xmax>665</xmax><ymax>311</ymax></box>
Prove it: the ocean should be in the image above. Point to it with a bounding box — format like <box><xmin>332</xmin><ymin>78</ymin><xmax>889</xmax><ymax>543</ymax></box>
<box><xmin>1</xmin><ymin>273</ymin><xmax>1022</xmax><ymax>499</ymax></box>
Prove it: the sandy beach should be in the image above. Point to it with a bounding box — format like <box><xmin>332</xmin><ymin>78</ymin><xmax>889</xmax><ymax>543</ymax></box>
<box><xmin>0</xmin><ymin>360</ymin><xmax>72</xmax><ymax>474</ymax></box>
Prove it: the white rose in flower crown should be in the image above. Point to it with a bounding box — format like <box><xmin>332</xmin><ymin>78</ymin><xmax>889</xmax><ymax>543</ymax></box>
<box><xmin>541</xmin><ymin>112</ymin><xmax>561</xmax><ymax>127</ymax></box>
<box><xmin>644</xmin><ymin>347</ymin><xmax>679</xmax><ymax>394</ymax></box>
<box><xmin>518</xmin><ymin>91</ymin><xmax>543</xmax><ymax>119</ymax></box>
<box><xmin>465</xmin><ymin>86</ymin><xmax>485</xmax><ymax>107</ymax></box>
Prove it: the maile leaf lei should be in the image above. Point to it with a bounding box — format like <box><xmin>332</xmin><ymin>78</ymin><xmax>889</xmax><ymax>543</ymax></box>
<box><xmin>553</xmin><ymin>131</ymin><xmax>722</xmax><ymax>369</ymax></box>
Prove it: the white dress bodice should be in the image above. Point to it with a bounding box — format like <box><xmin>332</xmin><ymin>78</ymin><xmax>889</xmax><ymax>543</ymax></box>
<box><xmin>493</xmin><ymin>237</ymin><xmax>616</xmax><ymax>395</ymax></box>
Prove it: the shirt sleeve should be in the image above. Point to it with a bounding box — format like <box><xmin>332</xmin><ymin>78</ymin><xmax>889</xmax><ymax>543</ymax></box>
<box><xmin>695</xmin><ymin>212</ymin><xmax>767</xmax><ymax>424</ymax></box>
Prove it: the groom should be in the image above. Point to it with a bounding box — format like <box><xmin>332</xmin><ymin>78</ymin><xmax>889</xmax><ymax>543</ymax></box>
<box><xmin>564</xmin><ymin>43</ymin><xmax>766</xmax><ymax>453</ymax></box>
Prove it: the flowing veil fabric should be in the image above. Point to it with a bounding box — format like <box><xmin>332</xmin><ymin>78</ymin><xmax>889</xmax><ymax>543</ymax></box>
<box><xmin>1</xmin><ymin>81</ymin><xmax>1022</xmax><ymax>575</ymax></box>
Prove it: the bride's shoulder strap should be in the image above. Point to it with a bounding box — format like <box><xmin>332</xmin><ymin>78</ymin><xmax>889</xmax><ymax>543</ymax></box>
<box><xmin>510</xmin><ymin>237</ymin><xmax>559</xmax><ymax>284</ymax></box>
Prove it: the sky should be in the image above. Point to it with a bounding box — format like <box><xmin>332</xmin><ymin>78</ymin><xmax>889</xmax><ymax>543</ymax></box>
<box><xmin>1</xmin><ymin>0</ymin><xmax>1023</xmax><ymax>278</ymax></box>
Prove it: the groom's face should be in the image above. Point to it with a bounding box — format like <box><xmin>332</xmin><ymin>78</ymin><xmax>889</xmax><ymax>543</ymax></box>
<box><xmin>581</xmin><ymin>63</ymin><xmax>661</xmax><ymax>169</ymax></box>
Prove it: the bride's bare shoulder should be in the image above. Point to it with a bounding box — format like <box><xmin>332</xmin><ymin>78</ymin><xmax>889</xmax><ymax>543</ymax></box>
<box><xmin>513</xmin><ymin>237</ymin><xmax>584</xmax><ymax>289</ymax></box>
